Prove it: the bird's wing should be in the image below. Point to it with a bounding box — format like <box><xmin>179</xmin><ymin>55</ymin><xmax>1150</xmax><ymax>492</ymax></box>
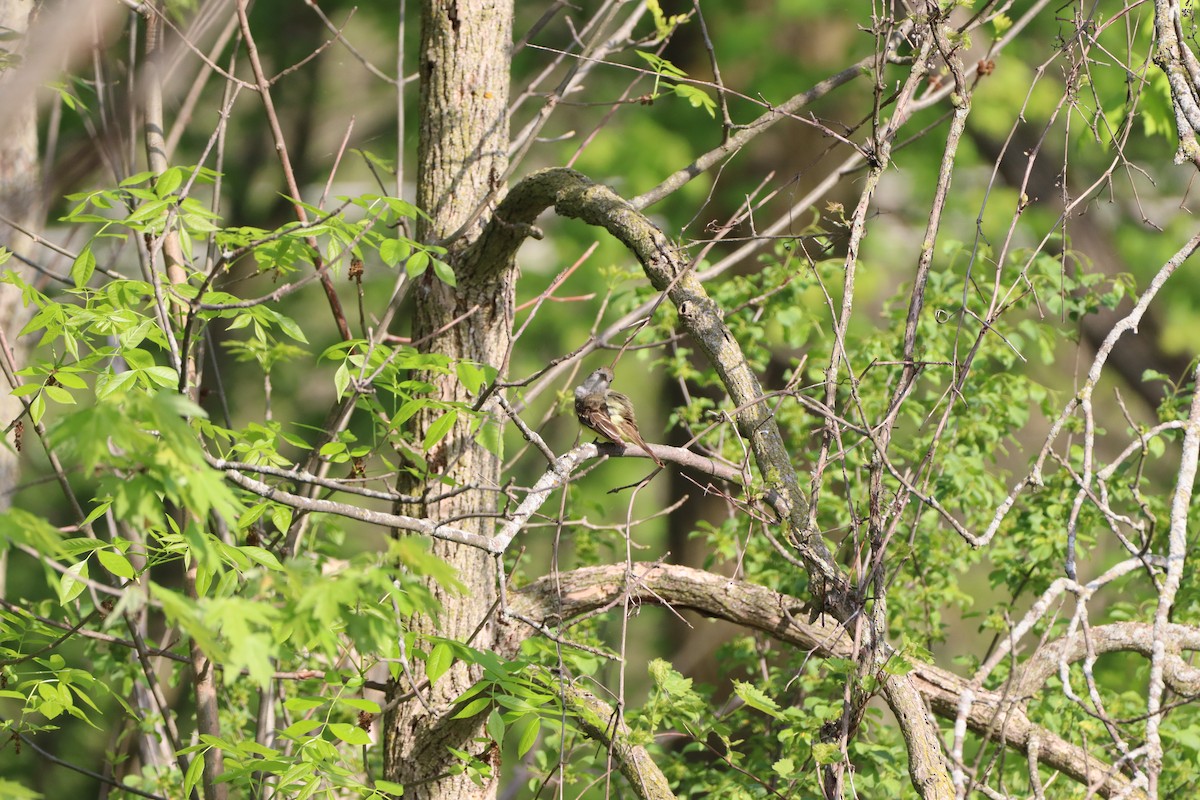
<box><xmin>606</xmin><ymin>391</ymin><xmax>663</xmax><ymax>466</ymax></box>
<box><xmin>577</xmin><ymin>396</ymin><xmax>627</xmax><ymax>443</ymax></box>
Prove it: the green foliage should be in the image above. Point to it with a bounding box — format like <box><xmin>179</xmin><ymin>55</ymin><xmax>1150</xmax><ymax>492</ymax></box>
<box><xmin>0</xmin><ymin>160</ymin><xmax>482</xmax><ymax>796</ymax></box>
<box><xmin>634</xmin><ymin>52</ymin><xmax>716</xmax><ymax>118</ymax></box>
<box><xmin>645</xmin><ymin>0</ymin><xmax>688</xmax><ymax>41</ymax></box>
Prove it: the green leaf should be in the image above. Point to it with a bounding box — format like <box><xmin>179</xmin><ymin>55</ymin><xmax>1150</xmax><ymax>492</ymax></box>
<box><xmin>57</xmin><ymin>559</ymin><xmax>89</xmax><ymax>605</ymax></box>
<box><xmin>53</xmin><ymin>371</ymin><xmax>87</xmax><ymax>391</ymax></box>
<box><xmin>812</xmin><ymin>742</ymin><xmax>842</xmax><ymax>765</ymax></box>
<box><xmin>81</xmin><ymin>499</ymin><xmax>113</xmax><ymax>527</ymax></box>
<box><xmin>327</xmin><ymin>722</ymin><xmax>372</xmax><ymax>746</ymax></box>
<box><xmin>649</xmin><ymin>658</ymin><xmax>694</xmax><ymax>696</ymax></box>
<box><xmin>156</xmin><ymin>167</ymin><xmax>184</xmax><ymax>197</ymax></box>
<box><xmin>319</xmin><ymin>441</ymin><xmax>346</xmax><ymax>458</ymax></box>
<box><xmin>285</xmin><ymin>697</ymin><xmax>327</xmax><ymax>713</ymax></box>
<box><xmin>473</xmin><ymin>419</ymin><xmax>502</xmax><ymax>457</ymax></box>
<box><xmin>392</xmin><ymin>399</ymin><xmax>425</xmax><ymax>427</ymax></box>
<box><xmin>405</xmin><ymin>250</ymin><xmax>430</xmax><ymax>278</ymax></box>
<box><xmin>271</xmin><ymin>311</ymin><xmax>309</xmax><ymax>343</ymax></box>
<box><xmin>635</xmin><ymin>50</ymin><xmax>687</xmax><ymax>78</ymax></box>
<box><xmin>427</xmin><ymin>642</ymin><xmax>453</xmax><ymax>685</ymax></box>
<box><xmin>282</xmin><ymin>718</ymin><xmax>322</xmax><ymax>738</ymax></box>
<box><xmin>646</xmin><ymin>0</ymin><xmax>687</xmax><ymax>38</ymax></box>
<box><xmin>486</xmin><ymin>708</ymin><xmax>505</xmax><ymax>742</ymax></box>
<box><xmin>122</xmin><ymin>348</ymin><xmax>155</xmax><ymax>370</ymax></box>
<box><xmin>94</xmin><ymin>369</ymin><xmax>136</xmax><ymax>400</ymax></box>
<box><xmin>380</xmin><ymin>238</ymin><xmax>411</xmax><ymax>267</ymax></box>
<box><xmin>374</xmin><ymin>779</ymin><xmax>406</xmax><ymax>794</ymax></box>
<box><xmin>42</xmin><ymin>385</ymin><xmax>75</xmax><ymax>405</ymax></box>
<box><xmin>240</xmin><ymin>545</ymin><xmax>283</xmax><ymax>570</ymax></box>
<box><xmin>120</xmin><ymin>171</ymin><xmax>157</xmax><ymax>187</ymax></box>
<box><xmin>432</xmin><ymin>259</ymin><xmax>456</xmax><ymax>287</ymax></box>
<box><xmin>452</xmin><ymin>696</ymin><xmax>491</xmax><ymax>719</ymax></box>
<box><xmin>672</xmin><ymin>84</ymin><xmax>716</xmax><ymax>117</ymax></box>
<box><xmin>516</xmin><ymin>714</ymin><xmax>540</xmax><ymax>757</ymax></box>
<box><xmin>339</xmin><ymin>697</ymin><xmax>381</xmax><ymax>713</ymax></box>
<box><xmin>732</xmin><ymin>680</ymin><xmax>780</xmax><ymax>718</ymax></box>
<box><xmin>0</xmin><ymin>779</ymin><xmax>38</xmax><ymax>800</ymax></box>
<box><xmin>142</xmin><ymin>366</ymin><xmax>179</xmax><ymax>388</ymax></box>
<box><xmin>270</xmin><ymin>505</ymin><xmax>293</xmax><ymax>535</ymax></box>
<box><xmin>125</xmin><ymin>198</ymin><xmax>170</xmax><ymax>224</ymax></box>
<box><xmin>334</xmin><ymin>362</ymin><xmax>350</xmax><ymax>399</ymax></box>
<box><xmin>96</xmin><ymin>548</ymin><xmax>135</xmax><ymax>580</ymax></box>
<box><xmin>423</xmin><ymin>410</ymin><xmax>458</xmax><ymax>451</ymax></box>
<box><xmin>71</xmin><ymin>247</ymin><xmax>96</xmax><ymax>289</ymax></box>
<box><xmin>882</xmin><ymin>654</ymin><xmax>915</xmax><ymax>676</ymax></box>
<box><xmin>183</xmin><ymin>746</ymin><xmax>206</xmax><ymax>799</ymax></box>
<box><xmin>227</xmin><ymin>314</ymin><xmax>252</xmax><ymax>331</ymax></box>
<box><xmin>455</xmin><ymin>362</ymin><xmax>489</xmax><ymax>395</ymax></box>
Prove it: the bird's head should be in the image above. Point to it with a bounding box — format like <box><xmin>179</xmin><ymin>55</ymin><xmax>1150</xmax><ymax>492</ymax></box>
<box><xmin>576</xmin><ymin>367</ymin><xmax>614</xmax><ymax>397</ymax></box>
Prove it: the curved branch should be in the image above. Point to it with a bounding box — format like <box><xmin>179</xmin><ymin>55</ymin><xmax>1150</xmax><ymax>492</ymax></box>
<box><xmin>470</xmin><ymin>165</ymin><xmax>942</xmax><ymax>792</ymax></box>
<box><xmin>507</xmin><ymin>564</ymin><xmax>1149</xmax><ymax>800</ymax></box>
<box><xmin>1015</xmin><ymin>622</ymin><xmax>1200</xmax><ymax>700</ymax></box>
<box><xmin>466</xmin><ymin>167</ymin><xmax>843</xmax><ymax>601</ymax></box>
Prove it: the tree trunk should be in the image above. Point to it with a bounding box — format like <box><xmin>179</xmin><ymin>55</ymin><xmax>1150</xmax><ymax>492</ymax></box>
<box><xmin>0</xmin><ymin>0</ymin><xmax>40</xmax><ymax>600</ymax></box>
<box><xmin>382</xmin><ymin>1</ymin><xmax>513</xmax><ymax>798</ymax></box>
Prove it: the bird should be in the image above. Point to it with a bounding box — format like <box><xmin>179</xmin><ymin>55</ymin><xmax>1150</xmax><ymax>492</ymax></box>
<box><xmin>574</xmin><ymin>367</ymin><xmax>664</xmax><ymax>467</ymax></box>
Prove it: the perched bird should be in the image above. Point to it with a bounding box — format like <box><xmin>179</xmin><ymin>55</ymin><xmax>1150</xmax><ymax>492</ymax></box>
<box><xmin>574</xmin><ymin>367</ymin><xmax>663</xmax><ymax>467</ymax></box>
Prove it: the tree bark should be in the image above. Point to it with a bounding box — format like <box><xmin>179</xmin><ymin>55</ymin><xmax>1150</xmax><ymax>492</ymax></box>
<box><xmin>0</xmin><ymin>0</ymin><xmax>40</xmax><ymax>601</ymax></box>
<box><xmin>382</xmin><ymin>1</ymin><xmax>513</xmax><ymax>798</ymax></box>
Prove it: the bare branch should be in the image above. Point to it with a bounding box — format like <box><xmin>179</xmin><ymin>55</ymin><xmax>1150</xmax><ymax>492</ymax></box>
<box><xmin>508</xmin><ymin>564</ymin><xmax>1147</xmax><ymax>800</ymax></box>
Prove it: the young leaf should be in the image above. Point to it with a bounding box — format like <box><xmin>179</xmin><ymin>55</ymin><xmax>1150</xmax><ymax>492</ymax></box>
<box><xmin>339</xmin><ymin>697</ymin><xmax>382</xmax><ymax>714</ymax></box>
<box><xmin>455</xmin><ymin>362</ymin><xmax>488</xmax><ymax>395</ymax></box>
<box><xmin>405</xmin><ymin>250</ymin><xmax>430</xmax><ymax>278</ymax></box>
<box><xmin>334</xmin><ymin>362</ymin><xmax>350</xmax><ymax>399</ymax></box>
<box><xmin>96</xmin><ymin>548</ymin><xmax>135</xmax><ymax>580</ymax></box>
<box><xmin>427</xmin><ymin>642</ymin><xmax>454</xmax><ymax>685</ymax></box>
<box><xmin>812</xmin><ymin>742</ymin><xmax>842</xmax><ymax>764</ymax></box>
<box><xmin>285</xmin><ymin>697</ymin><xmax>326</xmax><ymax>714</ymax></box>
<box><xmin>432</xmin><ymin>259</ymin><xmax>456</xmax><ymax>287</ymax></box>
<box><xmin>635</xmin><ymin>50</ymin><xmax>687</xmax><ymax>78</ymax></box>
<box><xmin>486</xmin><ymin>708</ymin><xmax>505</xmax><ymax>742</ymax></box>
<box><xmin>423</xmin><ymin>410</ymin><xmax>458</xmax><ymax>451</ymax></box>
<box><xmin>156</xmin><ymin>167</ymin><xmax>184</xmax><ymax>198</ymax></box>
<box><xmin>183</xmin><ymin>747</ymin><xmax>206</xmax><ymax>799</ymax></box>
<box><xmin>57</xmin><ymin>559</ymin><xmax>89</xmax><ymax>605</ymax></box>
<box><xmin>326</xmin><ymin>722</ymin><xmax>372</xmax><ymax>746</ymax></box>
<box><xmin>71</xmin><ymin>247</ymin><xmax>96</xmax><ymax>289</ymax></box>
<box><xmin>673</xmin><ymin>84</ymin><xmax>716</xmax><ymax>117</ymax></box>
<box><xmin>733</xmin><ymin>680</ymin><xmax>781</xmax><ymax>719</ymax></box>
<box><xmin>516</xmin><ymin>714</ymin><xmax>541</xmax><ymax>757</ymax></box>
<box><xmin>380</xmin><ymin>238</ymin><xmax>411</xmax><ymax>266</ymax></box>
<box><xmin>452</xmin><ymin>696</ymin><xmax>491</xmax><ymax>719</ymax></box>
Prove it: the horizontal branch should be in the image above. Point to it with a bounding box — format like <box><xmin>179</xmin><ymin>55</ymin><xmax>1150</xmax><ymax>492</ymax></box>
<box><xmin>221</xmin><ymin>467</ymin><xmax>494</xmax><ymax>552</ymax></box>
<box><xmin>1015</xmin><ymin>621</ymin><xmax>1200</xmax><ymax>700</ymax></box>
<box><xmin>507</xmin><ymin>563</ymin><xmax>1151</xmax><ymax>800</ymax></box>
